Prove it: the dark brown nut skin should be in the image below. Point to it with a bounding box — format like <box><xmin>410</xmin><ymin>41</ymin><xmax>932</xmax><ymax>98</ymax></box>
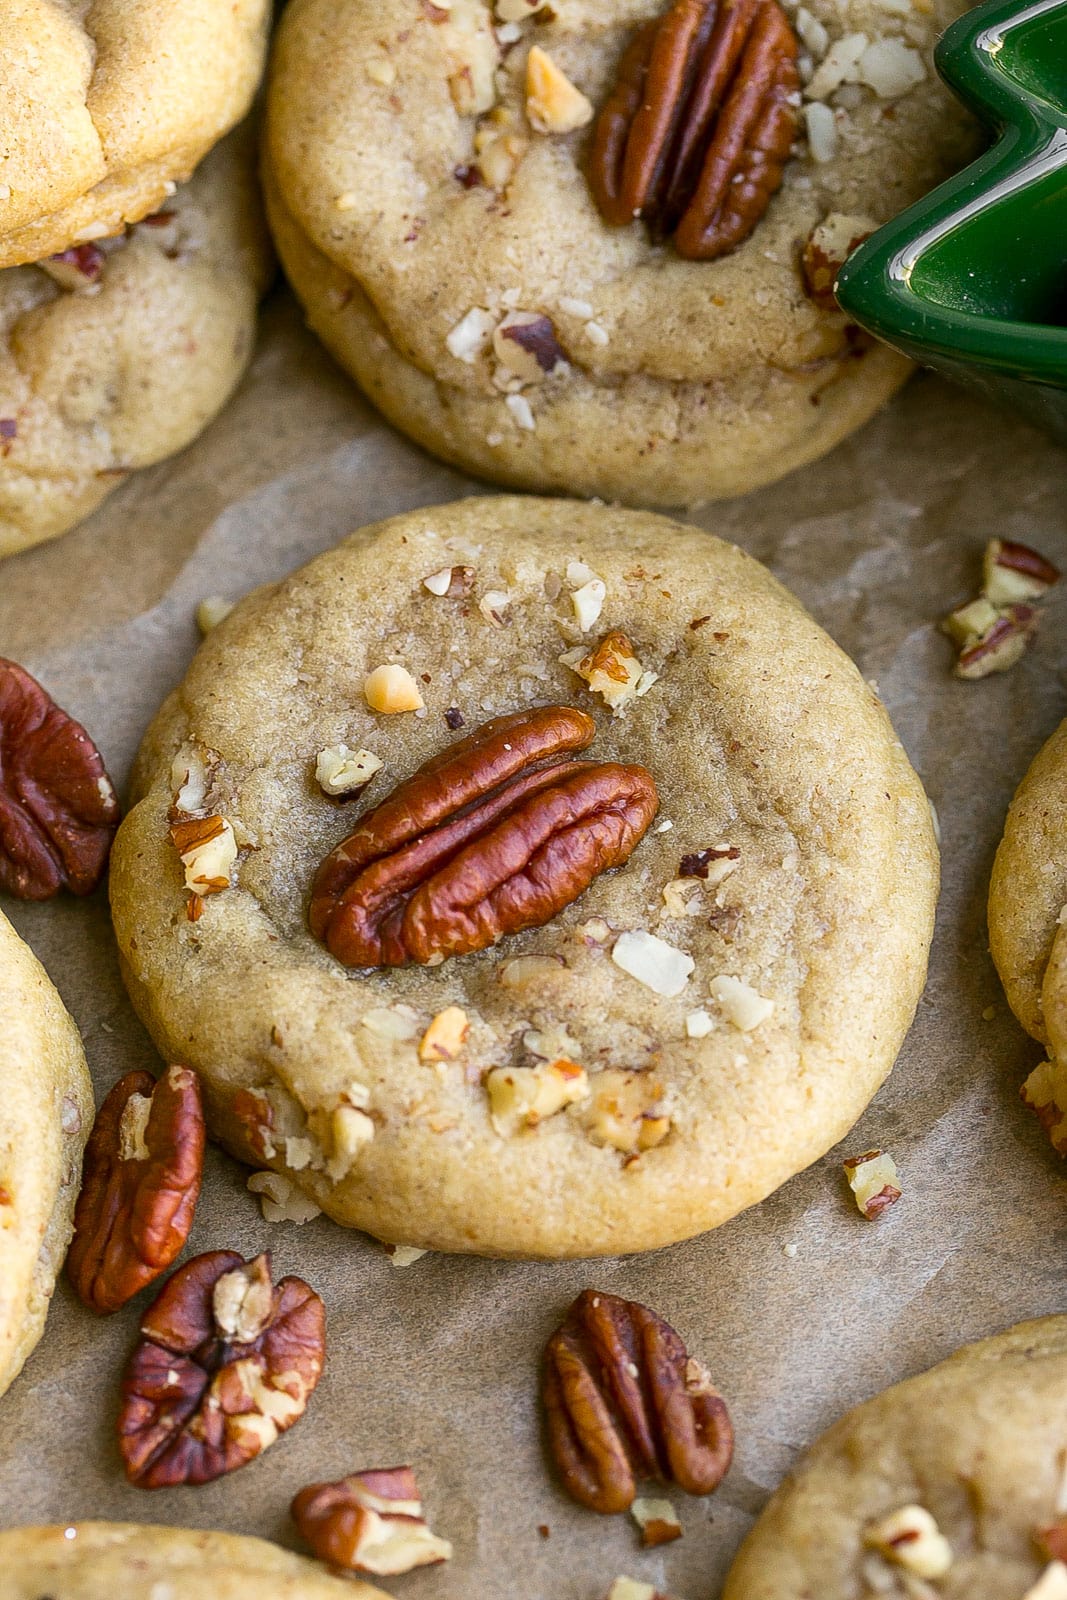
<box><xmin>67</xmin><ymin>1065</ymin><xmax>205</xmax><ymax>1315</ymax></box>
<box><xmin>310</xmin><ymin>706</ymin><xmax>659</xmax><ymax>968</ymax></box>
<box><xmin>589</xmin><ymin>0</ymin><xmax>799</xmax><ymax>261</ymax></box>
<box><xmin>544</xmin><ymin>1288</ymin><xmax>734</xmax><ymax>1513</ymax></box>
<box><xmin>0</xmin><ymin>657</ymin><xmax>120</xmax><ymax>898</ymax></box>
<box><xmin>118</xmin><ymin>1250</ymin><xmax>325</xmax><ymax>1489</ymax></box>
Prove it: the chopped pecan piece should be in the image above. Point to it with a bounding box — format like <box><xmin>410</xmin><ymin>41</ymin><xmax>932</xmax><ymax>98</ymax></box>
<box><xmin>589</xmin><ymin>0</ymin><xmax>800</xmax><ymax>260</ymax></box>
<box><xmin>0</xmin><ymin>657</ymin><xmax>120</xmax><ymax>899</ymax></box>
<box><xmin>292</xmin><ymin>1465</ymin><xmax>453</xmax><ymax>1575</ymax></box>
<box><xmin>118</xmin><ymin>1250</ymin><xmax>325</xmax><ymax>1488</ymax></box>
<box><xmin>543</xmin><ymin>1288</ymin><xmax>733</xmax><ymax>1512</ymax></box>
<box><xmin>310</xmin><ymin>706</ymin><xmax>658</xmax><ymax>967</ymax></box>
<box><xmin>67</xmin><ymin>1066</ymin><xmax>205</xmax><ymax>1315</ymax></box>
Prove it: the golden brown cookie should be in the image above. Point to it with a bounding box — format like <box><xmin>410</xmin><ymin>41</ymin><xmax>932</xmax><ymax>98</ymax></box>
<box><xmin>109</xmin><ymin>497</ymin><xmax>938</xmax><ymax>1258</ymax></box>
<box><xmin>0</xmin><ymin>908</ymin><xmax>92</xmax><ymax>1399</ymax></box>
<box><xmin>263</xmin><ymin>0</ymin><xmax>974</xmax><ymax>505</ymax></box>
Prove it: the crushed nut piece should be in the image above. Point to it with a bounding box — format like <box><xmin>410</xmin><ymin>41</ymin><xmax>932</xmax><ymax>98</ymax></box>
<box><xmin>196</xmin><ymin>596</ymin><xmax>233</xmax><ymax>635</ymax></box>
<box><xmin>247</xmin><ymin>1171</ymin><xmax>322</xmax><ymax>1225</ymax></box>
<box><xmin>419</xmin><ymin>1005</ymin><xmax>470</xmax><ymax>1063</ymax></box>
<box><xmin>385</xmin><ymin>1245</ymin><xmax>428</xmax><ymax>1267</ymax></box>
<box><xmin>446</xmin><ymin>306</ymin><xmax>496</xmax><ymax>363</ymax></box>
<box><xmin>955</xmin><ymin>602</ymin><xmax>1038</xmax><ymax>679</ymax></box>
<box><xmin>802</xmin><ymin>213</ymin><xmax>876</xmax><ymax>309</ymax></box>
<box><xmin>584</xmin><ymin>1069</ymin><xmax>670</xmax><ymax>1154</ymax></box>
<box><xmin>487</xmin><ymin>1058</ymin><xmax>589</xmax><ymax>1134</ymax></box>
<box><xmin>1022</xmin><ymin>1057</ymin><xmax>1067</xmax><ymax>1155</ymax></box>
<box><xmin>364</xmin><ymin>665</ymin><xmax>425</xmax><ymax>714</ymax></box>
<box><xmin>607</xmin><ymin>1582</ymin><xmax>669</xmax><ymax>1600</ymax></box>
<box><xmin>843</xmin><ymin>1149</ymin><xmax>901</xmax><ymax>1220</ymax></box>
<box><xmin>171</xmin><ymin>747</ymin><xmax>210</xmax><ymax>816</ymax></box>
<box><xmin>613</xmin><ymin>930</ymin><xmax>694</xmax><ymax>997</ymax></box>
<box><xmin>169</xmin><ymin>815</ymin><xmax>237</xmax><ymax>895</ymax></box>
<box><xmin>315</xmin><ymin>745</ymin><xmax>383</xmax><ymax>797</ymax></box>
<box><xmin>686</xmin><ymin>1009</ymin><xmax>714</xmax><ymax>1039</ymax></box>
<box><xmin>361</xmin><ymin>1005</ymin><xmax>421</xmax><ymax>1042</ymax></box>
<box><xmin>630</xmin><ymin>1497</ymin><xmax>682</xmax><ymax>1547</ymax></box>
<box><xmin>499</xmin><ymin>953</ymin><xmax>566</xmax><ymax>986</ymax></box>
<box><xmin>679</xmin><ymin>845</ymin><xmax>740</xmax><ymax>883</ymax></box>
<box><xmin>493</xmin><ymin>311</ymin><xmax>568</xmax><ymax>383</ymax></box>
<box><xmin>562</xmin><ymin>630</ymin><xmax>653</xmax><ymax>713</ymax></box>
<box><xmin>982</xmin><ymin>538</ymin><xmax>1061</xmax><ymax>605</ymax></box>
<box><xmin>709</xmin><ymin>974</ymin><xmax>773</xmax><ymax>1031</ymax></box>
<box><xmin>864</xmin><ymin>1506</ymin><xmax>953</xmax><ymax>1579</ymax></box>
<box><xmin>292</xmin><ymin>1466</ymin><xmax>452</xmax><ymax>1576</ymax></box>
<box><xmin>571</xmin><ymin>577</ymin><xmax>606</xmax><ymax>631</ymax></box>
<box><xmin>526</xmin><ymin>45</ymin><xmax>593</xmax><ymax>134</ymax></box>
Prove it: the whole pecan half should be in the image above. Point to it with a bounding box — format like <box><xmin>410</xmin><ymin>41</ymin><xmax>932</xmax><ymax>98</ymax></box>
<box><xmin>292</xmin><ymin>1465</ymin><xmax>453</xmax><ymax>1576</ymax></box>
<box><xmin>543</xmin><ymin>1288</ymin><xmax>734</xmax><ymax>1513</ymax></box>
<box><xmin>67</xmin><ymin>1065</ymin><xmax>205</xmax><ymax>1315</ymax></box>
<box><xmin>118</xmin><ymin>1250</ymin><xmax>325</xmax><ymax>1488</ymax></box>
<box><xmin>589</xmin><ymin>0</ymin><xmax>800</xmax><ymax>260</ymax></box>
<box><xmin>0</xmin><ymin>657</ymin><xmax>120</xmax><ymax>898</ymax></box>
<box><xmin>310</xmin><ymin>706</ymin><xmax>659</xmax><ymax>968</ymax></box>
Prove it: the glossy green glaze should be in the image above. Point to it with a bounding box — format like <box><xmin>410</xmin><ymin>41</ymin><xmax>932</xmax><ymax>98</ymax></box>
<box><xmin>835</xmin><ymin>0</ymin><xmax>1067</xmax><ymax>439</ymax></box>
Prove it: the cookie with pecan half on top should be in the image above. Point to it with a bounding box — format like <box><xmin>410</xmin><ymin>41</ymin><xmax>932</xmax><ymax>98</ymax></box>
<box><xmin>110</xmin><ymin>496</ymin><xmax>937</xmax><ymax>1257</ymax></box>
<box><xmin>0</xmin><ymin>907</ymin><xmax>92</xmax><ymax>1400</ymax></box>
<box><xmin>263</xmin><ymin>0</ymin><xmax>975</xmax><ymax>506</ymax></box>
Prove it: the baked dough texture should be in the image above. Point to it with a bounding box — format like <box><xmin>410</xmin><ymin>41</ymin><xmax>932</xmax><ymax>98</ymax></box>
<box><xmin>110</xmin><ymin>497</ymin><xmax>938</xmax><ymax>1257</ymax></box>
<box><xmin>0</xmin><ymin>0</ymin><xmax>270</xmax><ymax>270</ymax></box>
<box><xmin>0</xmin><ymin>908</ymin><xmax>92</xmax><ymax>1400</ymax></box>
<box><xmin>0</xmin><ymin>129</ymin><xmax>272</xmax><ymax>561</ymax></box>
<box><xmin>264</xmin><ymin>0</ymin><xmax>974</xmax><ymax>505</ymax></box>
<box><xmin>0</xmin><ymin>1524</ymin><xmax>388</xmax><ymax>1599</ymax></box>
<box><xmin>723</xmin><ymin>1315</ymin><xmax>1067</xmax><ymax>1600</ymax></box>
<box><xmin>989</xmin><ymin>720</ymin><xmax>1067</xmax><ymax>1149</ymax></box>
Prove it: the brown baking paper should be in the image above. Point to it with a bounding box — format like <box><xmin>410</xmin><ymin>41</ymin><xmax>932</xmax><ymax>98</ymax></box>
<box><xmin>1</xmin><ymin>289</ymin><xmax>1066</xmax><ymax>1599</ymax></box>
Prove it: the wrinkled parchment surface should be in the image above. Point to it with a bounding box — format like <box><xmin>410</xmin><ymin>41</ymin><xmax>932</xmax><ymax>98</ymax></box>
<box><xmin>1</xmin><ymin>290</ymin><xmax>1066</xmax><ymax>1599</ymax></box>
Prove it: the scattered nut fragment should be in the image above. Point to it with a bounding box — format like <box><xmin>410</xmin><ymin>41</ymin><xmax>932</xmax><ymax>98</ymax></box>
<box><xmin>364</xmin><ymin>664</ymin><xmax>425</xmax><ymax>714</ymax></box>
<box><xmin>686</xmin><ymin>1009</ymin><xmax>714</xmax><ymax>1039</ymax></box>
<box><xmin>170</xmin><ymin>746</ymin><xmax>211</xmax><ymax>816</ymax></box>
<box><xmin>679</xmin><ymin>845</ymin><xmax>740</xmax><ymax>884</ymax></box>
<box><xmin>446</xmin><ymin>306</ymin><xmax>497</xmax><ymax>363</ymax></box>
<box><xmin>419</xmin><ymin>1005</ymin><xmax>470</xmax><ymax>1063</ymax></box>
<box><xmin>571</xmin><ymin>578</ymin><xmax>607</xmax><ymax>632</ymax></box>
<box><xmin>118</xmin><ymin>1250</ymin><xmax>325</xmax><ymax>1487</ymax></box>
<box><xmin>630</xmin><ymin>1497</ymin><xmax>682</xmax><ymax>1547</ymax></box>
<box><xmin>41</xmin><ymin>242</ymin><xmax>106</xmax><ymax>292</ymax></box>
<box><xmin>247</xmin><ymin>1171</ymin><xmax>323</xmax><ymax>1225</ymax></box>
<box><xmin>842</xmin><ymin>1149</ymin><xmax>901</xmax><ymax>1220</ymax></box>
<box><xmin>493</xmin><ymin>311</ymin><xmax>568</xmax><ymax>383</ymax></box>
<box><xmin>543</xmin><ymin>1288</ymin><xmax>733</xmax><ymax>1513</ymax></box>
<box><xmin>863</xmin><ymin>1505</ymin><xmax>953</xmax><ymax>1579</ymax></box>
<box><xmin>1022</xmin><ymin>1057</ymin><xmax>1067</xmax><ymax>1155</ymax></box>
<box><xmin>607</xmin><ymin>1581</ymin><xmax>673</xmax><ymax>1600</ymax></box>
<box><xmin>526</xmin><ymin>45</ymin><xmax>593</xmax><ymax>134</ymax></box>
<box><xmin>499</xmin><ymin>952</ymin><xmax>566</xmax><ymax>986</ymax></box>
<box><xmin>361</xmin><ymin>1004</ymin><xmax>421</xmax><ymax>1042</ymax></box>
<box><xmin>487</xmin><ymin>1058</ymin><xmax>589</xmax><ymax>1134</ymax></box>
<box><xmin>169</xmin><ymin>814</ymin><xmax>238</xmax><ymax>895</ymax></box>
<box><xmin>982</xmin><ymin>537</ymin><xmax>1061</xmax><ymax>604</ymax></box>
<box><xmin>292</xmin><ymin>1466</ymin><xmax>452</xmax><ymax>1576</ymax></box>
<box><xmin>0</xmin><ymin>657</ymin><xmax>121</xmax><ymax>899</ymax></box>
<box><xmin>613</xmin><ymin>930</ymin><xmax>694</xmax><ymax>997</ymax></box>
<box><xmin>196</xmin><ymin>595</ymin><xmax>233</xmax><ymax>635</ymax></box>
<box><xmin>385</xmin><ymin>1245</ymin><xmax>428</xmax><ymax>1268</ymax></box>
<box><xmin>709</xmin><ymin>975</ymin><xmax>773</xmax><ymax>1031</ymax></box>
<box><xmin>562</xmin><ymin>630</ymin><xmax>656</xmax><ymax>713</ymax></box>
<box><xmin>801</xmin><ymin>214</ymin><xmax>876</xmax><ymax>309</ymax></box>
<box><xmin>661</xmin><ymin>878</ymin><xmax>704</xmax><ymax>918</ymax></box>
<box><xmin>315</xmin><ymin>745</ymin><xmax>383</xmax><ymax>798</ymax></box>
<box><xmin>1024</xmin><ymin>1562</ymin><xmax>1067</xmax><ymax>1600</ymax></box>
<box><xmin>584</xmin><ymin>1069</ymin><xmax>670</xmax><ymax>1154</ymax></box>
<box><xmin>953</xmin><ymin>602</ymin><xmax>1038</xmax><ymax>680</ymax></box>
<box><xmin>67</xmin><ymin>1066</ymin><xmax>205</xmax><ymax>1315</ymax></box>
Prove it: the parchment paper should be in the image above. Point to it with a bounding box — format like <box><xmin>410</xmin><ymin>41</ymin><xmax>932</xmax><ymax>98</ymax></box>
<box><xmin>1</xmin><ymin>286</ymin><xmax>1066</xmax><ymax>1600</ymax></box>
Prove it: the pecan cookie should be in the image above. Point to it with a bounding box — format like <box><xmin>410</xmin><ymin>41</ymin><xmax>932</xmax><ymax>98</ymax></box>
<box><xmin>0</xmin><ymin>908</ymin><xmax>92</xmax><ymax>1399</ymax></box>
<box><xmin>263</xmin><ymin>0</ymin><xmax>974</xmax><ymax>506</ymax></box>
<box><xmin>0</xmin><ymin>129</ymin><xmax>271</xmax><ymax>561</ymax></box>
<box><xmin>0</xmin><ymin>0</ymin><xmax>269</xmax><ymax>270</ymax></box>
<box><xmin>989</xmin><ymin>721</ymin><xmax>1067</xmax><ymax>1153</ymax></box>
<box><xmin>109</xmin><ymin>497</ymin><xmax>937</xmax><ymax>1257</ymax></box>
<box><xmin>0</xmin><ymin>1524</ymin><xmax>388</xmax><ymax>1599</ymax></box>
<box><xmin>723</xmin><ymin>1316</ymin><xmax>1067</xmax><ymax>1600</ymax></box>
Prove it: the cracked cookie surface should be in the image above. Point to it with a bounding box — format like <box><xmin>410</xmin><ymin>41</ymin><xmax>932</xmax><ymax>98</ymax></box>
<box><xmin>0</xmin><ymin>0</ymin><xmax>270</xmax><ymax>270</ymax></box>
<box><xmin>0</xmin><ymin>128</ymin><xmax>272</xmax><ymax>561</ymax></box>
<box><xmin>109</xmin><ymin>496</ymin><xmax>937</xmax><ymax>1257</ymax></box>
<box><xmin>0</xmin><ymin>1523</ymin><xmax>388</xmax><ymax>1599</ymax></box>
<box><xmin>723</xmin><ymin>1316</ymin><xmax>1067</xmax><ymax>1600</ymax></box>
<box><xmin>0</xmin><ymin>907</ymin><xmax>92</xmax><ymax>1399</ymax></box>
<box><xmin>264</xmin><ymin>0</ymin><xmax>974</xmax><ymax>505</ymax></box>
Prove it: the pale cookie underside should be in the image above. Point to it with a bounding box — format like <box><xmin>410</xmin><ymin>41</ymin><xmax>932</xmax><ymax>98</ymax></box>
<box><xmin>989</xmin><ymin>719</ymin><xmax>1067</xmax><ymax>1045</ymax></box>
<box><xmin>723</xmin><ymin>1315</ymin><xmax>1067</xmax><ymax>1600</ymax></box>
<box><xmin>0</xmin><ymin>0</ymin><xmax>270</xmax><ymax>268</ymax></box>
<box><xmin>110</xmin><ymin>497</ymin><xmax>938</xmax><ymax>1258</ymax></box>
<box><xmin>264</xmin><ymin>0</ymin><xmax>975</xmax><ymax>502</ymax></box>
<box><xmin>0</xmin><ymin>128</ymin><xmax>271</xmax><ymax>561</ymax></box>
<box><xmin>0</xmin><ymin>909</ymin><xmax>92</xmax><ymax>1399</ymax></box>
<box><xmin>0</xmin><ymin>1524</ymin><xmax>388</xmax><ymax>1600</ymax></box>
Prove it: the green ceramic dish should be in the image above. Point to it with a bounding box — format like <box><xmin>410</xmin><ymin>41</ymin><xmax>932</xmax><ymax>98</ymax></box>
<box><xmin>835</xmin><ymin>0</ymin><xmax>1067</xmax><ymax>439</ymax></box>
